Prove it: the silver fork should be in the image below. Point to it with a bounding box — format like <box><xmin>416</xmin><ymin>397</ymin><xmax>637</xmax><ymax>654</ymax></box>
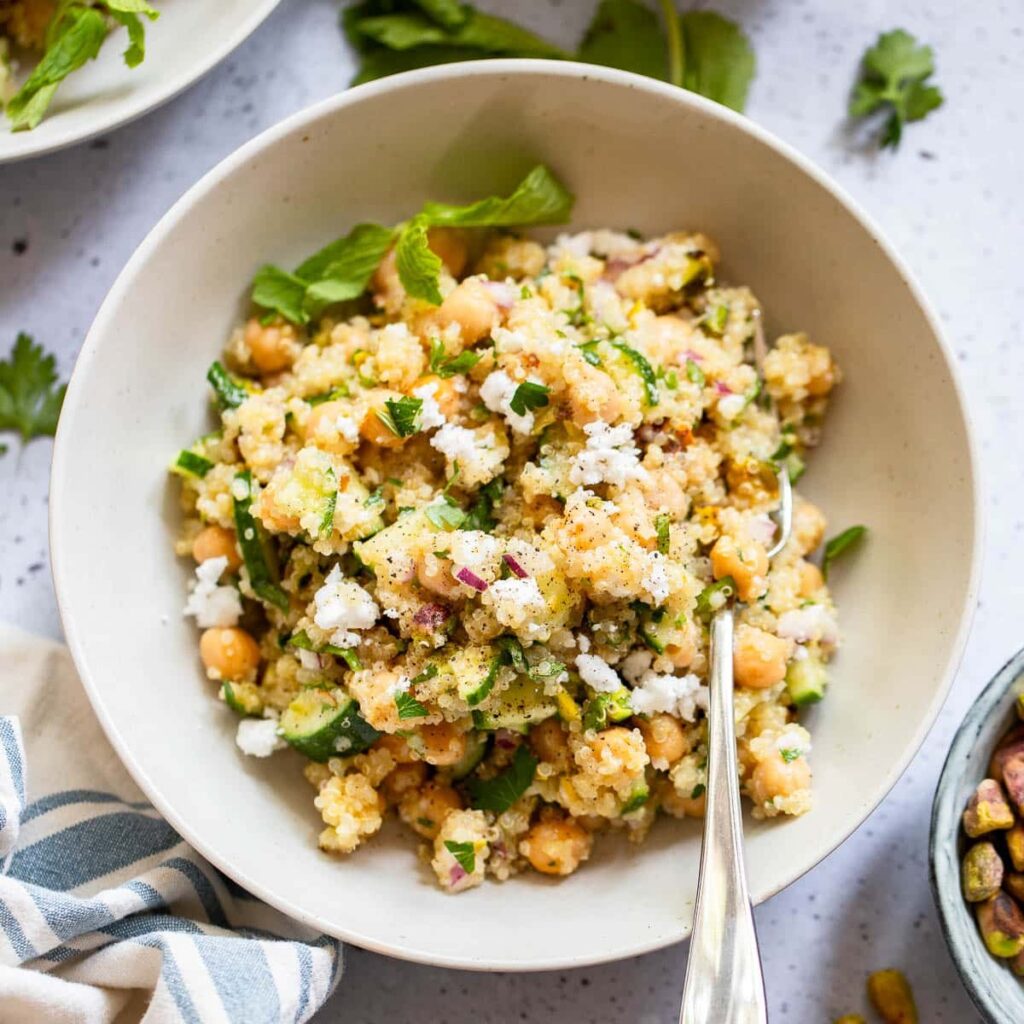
<box><xmin>679</xmin><ymin>309</ymin><xmax>791</xmax><ymax>1024</ymax></box>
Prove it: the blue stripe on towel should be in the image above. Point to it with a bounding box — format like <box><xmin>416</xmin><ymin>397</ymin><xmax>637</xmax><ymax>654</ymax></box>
<box><xmin>22</xmin><ymin>789</ymin><xmax>152</xmax><ymax>824</ymax></box>
<box><xmin>0</xmin><ymin>893</ymin><xmax>37</xmax><ymax>961</ymax></box>
<box><xmin>0</xmin><ymin>720</ymin><xmax>25</xmax><ymax>807</ymax></box>
<box><xmin>196</xmin><ymin>934</ymin><xmax>282</xmax><ymax>1024</ymax></box>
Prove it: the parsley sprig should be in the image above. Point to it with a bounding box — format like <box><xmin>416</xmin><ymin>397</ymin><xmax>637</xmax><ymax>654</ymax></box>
<box><xmin>849</xmin><ymin>30</ymin><xmax>943</xmax><ymax>149</ymax></box>
<box><xmin>0</xmin><ymin>334</ymin><xmax>67</xmax><ymax>450</ymax></box>
<box><xmin>375</xmin><ymin>395</ymin><xmax>423</xmax><ymax>438</ymax></box>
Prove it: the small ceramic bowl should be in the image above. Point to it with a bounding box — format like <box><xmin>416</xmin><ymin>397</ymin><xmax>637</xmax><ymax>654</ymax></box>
<box><xmin>931</xmin><ymin>649</ymin><xmax>1024</xmax><ymax>1023</ymax></box>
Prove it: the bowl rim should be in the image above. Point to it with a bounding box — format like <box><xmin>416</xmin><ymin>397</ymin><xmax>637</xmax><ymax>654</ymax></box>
<box><xmin>0</xmin><ymin>0</ymin><xmax>282</xmax><ymax>165</ymax></box>
<box><xmin>929</xmin><ymin>648</ymin><xmax>1024</xmax><ymax>1023</ymax></box>
<box><xmin>49</xmin><ymin>58</ymin><xmax>984</xmax><ymax>970</ymax></box>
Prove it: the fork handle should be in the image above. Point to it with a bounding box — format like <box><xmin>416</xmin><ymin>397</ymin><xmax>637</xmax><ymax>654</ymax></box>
<box><xmin>679</xmin><ymin>609</ymin><xmax>768</xmax><ymax>1024</ymax></box>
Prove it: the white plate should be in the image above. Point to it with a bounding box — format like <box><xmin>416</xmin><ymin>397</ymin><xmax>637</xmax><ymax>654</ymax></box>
<box><xmin>0</xmin><ymin>0</ymin><xmax>280</xmax><ymax>163</ymax></box>
<box><xmin>50</xmin><ymin>61</ymin><xmax>981</xmax><ymax>970</ymax></box>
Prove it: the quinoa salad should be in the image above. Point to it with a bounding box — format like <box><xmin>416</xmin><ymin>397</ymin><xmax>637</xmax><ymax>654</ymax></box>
<box><xmin>171</xmin><ymin>169</ymin><xmax>843</xmax><ymax>893</ymax></box>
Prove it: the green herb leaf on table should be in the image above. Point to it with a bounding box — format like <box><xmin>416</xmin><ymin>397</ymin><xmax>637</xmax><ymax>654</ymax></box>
<box><xmin>375</xmin><ymin>395</ymin><xmax>423</xmax><ymax>438</ymax></box>
<box><xmin>678</xmin><ymin>10</ymin><xmax>755</xmax><ymax>113</ymax></box>
<box><xmin>466</xmin><ymin>745</ymin><xmax>538</xmax><ymax>813</ymax></box>
<box><xmin>577</xmin><ymin>0</ymin><xmax>668</xmax><ymax>80</ymax></box>
<box><xmin>849</xmin><ymin>30</ymin><xmax>943</xmax><ymax>149</ymax></box>
<box><xmin>395</xmin><ymin>690</ymin><xmax>429</xmax><ymax>719</ymax></box>
<box><xmin>443</xmin><ymin>839</ymin><xmax>476</xmax><ymax>874</ymax></box>
<box><xmin>821</xmin><ymin>525</ymin><xmax>867</xmax><ymax>580</ymax></box>
<box><xmin>508</xmin><ymin>381</ymin><xmax>550</xmax><ymax>417</ymax></box>
<box><xmin>0</xmin><ymin>334</ymin><xmax>67</xmax><ymax>446</ymax></box>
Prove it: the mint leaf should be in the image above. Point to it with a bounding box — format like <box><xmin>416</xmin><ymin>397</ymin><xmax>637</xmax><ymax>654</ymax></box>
<box><xmin>508</xmin><ymin>381</ymin><xmax>549</xmax><ymax>417</ymax></box>
<box><xmin>412</xmin><ymin>0</ymin><xmax>467</xmax><ymax>30</ymax></box>
<box><xmin>104</xmin><ymin>1</ymin><xmax>159</xmax><ymax>69</ymax></box>
<box><xmin>466</xmin><ymin>745</ymin><xmax>537</xmax><ymax>813</ymax></box>
<box><xmin>679</xmin><ymin>11</ymin><xmax>755</xmax><ymax>113</ymax></box>
<box><xmin>421</xmin><ymin>165</ymin><xmax>574</xmax><ymax>229</ymax></box>
<box><xmin>443</xmin><ymin>839</ymin><xmax>476</xmax><ymax>874</ymax></box>
<box><xmin>395</xmin><ymin>691</ymin><xmax>429</xmax><ymax>719</ymax></box>
<box><xmin>375</xmin><ymin>396</ymin><xmax>423</xmax><ymax>438</ymax></box>
<box><xmin>7</xmin><ymin>8</ymin><xmax>108</xmax><ymax>131</ymax></box>
<box><xmin>0</xmin><ymin>334</ymin><xmax>67</xmax><ymax>445</ymax></box>
<box><xmin>298</xmin><ymin>222</ymin><xmax>396</xmax><ymax>307</ymax></box>
<box><xmin>850</xmin><ymin>30</ymin><xmax>943</xmax><ymax>149</ymax></box>
<box><xmin>395</xmin><ymin>217</ymin><xmax>443</xmax><ymax>304</ymax></box>
<box><xmin>251</xmin><ymin>265</ymin><xmax>309</xmax><ymax>325</ymax></box>
<box><xmin>821</xmin><ymin>525</ymin><xmax>867</xmax><ymax>581</ymax></box>
<box><xmin>349</xmin><ymin>43</ymin><xmax>492</xmax><ymax>85</ymax></box>
<box><xmin>577</xmin><ymin>0</ymin><xmax>667</xmax><ymax>80</ymax></box>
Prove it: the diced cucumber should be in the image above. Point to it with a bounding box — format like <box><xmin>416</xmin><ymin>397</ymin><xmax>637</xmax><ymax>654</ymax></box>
<box><xmin>472</xmin><ymin>675</ymin><xmax>557</xmax><ymax>732</ymax></box>
<box><xmin>220</xmin><ymin>681</ymin><xmax>264</xmax><ymax>717</ymax></box>
<box><xmin>459</xmin><ymin>655</ymin><xmax>501</xmax><ymax>708</ymax></box>
<box><xmin>279</xmin><ymin>688</ymin><xmax>380</xmax><ymax>761</ymax></box>
<box><xmin>786</xmin><ymin>655</ymin><xmax>827</xmax><ymax>706</ymax></box>
<box><xmin>232</xmin><ymin>470</ymin><xmax>289</xmax><ymax>612</ymax></box>
<box><xmin>207</xmin><ymin>361</ymin><xmax>249</xmax><ymax>409</ymax></box>
<box><xmin>621</xmin><ymin>780</ymin><xmax>650</xmax><ymax>814</ymax></box>
<box><xmin>171</xmin><ymin>449</ymin><xmax>214</xmax><ymax>479</ymax></box>
<box><xmin>582</xmin><ymin>689</ymin><xmax>634</xmax><ymax>732</ymax></box>
<box><xmin>449</xmin><ymin>732</ymin><xmax>488</xmax><ymax>781</ymax></box>
<box><xmin>287</xmin><ymin>630</ymin><xmax>362</xmax><ymax>672</ymax></box>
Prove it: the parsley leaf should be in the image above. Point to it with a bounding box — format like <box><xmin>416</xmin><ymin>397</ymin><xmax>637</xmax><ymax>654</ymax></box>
<box><xmin>466</xmin><ymin>745</ymin><xmax>538</xmax><ymax>813</ymax></box>
<box><xmin>429</xmin><ymin>339</ymin><xmax>481</xmax><ymax>378</ymax></box>
<box><xmin>849</xmin><ymin>30</ymin><xmax>943</xmax><ymax>149</ymax></box>
<box><xmin>425</xmin><ymin>500</ymin><xmax>466</xmax><ymax>531</ymax></box>
<box><xmin>780</xmin><ymin>747</ymin><xmax>801</xmax><ymax>763</ymax></box>
<box><xmin>821</xmin><ymin>525</ymin><xmax>867</xmax><ymax>581</ymax></box>
<box><xmin>461</xmin><ymin>479</ymin><xmax>503</xmax><ymax>533</ymax></box>
<box><xmin>0</xmin><ymin>334</ymin><xmax>67</xmax><ymax>445</ymax></box>
<box><xmin>395</xmin><ymin>690</ymin><xmax>429</xmax><ymax>719</ymax></box>
<box><xmin>508</xmin><ymin>381</ymin><xmax>550</xmax><ymax>417</ymax></box>
<box><xmin>375</xmin><ymin>396</ymin><xmax>423</xmax><ymax>438</ymax></box>
<box><xmin>443</xmin><ymin>839</ymin><xmax>477</xmax><ymax>874</ymax></box>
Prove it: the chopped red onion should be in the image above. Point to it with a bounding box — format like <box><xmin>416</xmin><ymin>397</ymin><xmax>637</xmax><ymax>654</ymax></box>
<box><xmin>455</xmin><ymin>567</ymin><xmax>488</xmax><ymax>592</ymax></box>
<box><xmin>413</xmin><ymin>603</ymin><xmax>450</xmax><ymax>628</ymax></box>
<box><xmin>714</xmin><ymin>381</ymin><xmax>733</xmax><ymax>395</ymax></box>
<box><xmin>494</xmin><ymin>729</ymin><xmax>518</xmax><ymax>750</ymax></box>
<box><xmin>684</xmin><ymin>349</ymin><xmax>703</xmax><ymax>363</ymax></box>
<box><xmin>502</xmin><ymin>554</ymin><xmax>528</xmax><ymax>579</ymax></box>
<box><xmin>449</xmin><ymin>864</ymin><xmax>467</xmax><ymax>885</ymax></box>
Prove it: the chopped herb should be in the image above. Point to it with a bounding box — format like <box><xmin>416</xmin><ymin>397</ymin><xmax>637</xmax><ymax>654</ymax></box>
<box><xmin>462</xmin><ymin>478</ymin><xmax>504</xmax><ymax>532</ymax></box>
<box><xmin>443</xmin><ymin>461</ymin><xmax>461</xmax><ymax>496</ymax></box>
<box><xmin>704</xmin><ymin>303</ymin><xmax>729</xmax><ymax>334</ymax></box>
<box><xmin>326</xmin><ymin>645</ymin><xmax>363</xmax><ymax>672</ymax></box>
<box><xmin>577</xmin><ymin>340</ymin><xmax>603</xmax><ymax>366</ymax></box>
<box><xmin>375</xmin><ymin>395</ymin><xmax>422</xmax><ymax>438</ymax></box>
<box><xmin>425</xmin><ymin>500</ymin><xmax>466</xmax><ymax>531</ymax></box>
<box><xmin>561</xmin><ymin>272</ymin><xmax>591</xmax><ymax>327</ymax></box>
<box><xmin>364</xmin><ymin>485</ymin><xmax>386</xmax><ymax>507</ymax></box>
<box><xmin>308</xmin><ymin>384</ymin><xmax>350</xmax><ymax>405</ymax></box>
<box><xmin>395</xmin><ymin>690</ymin><xmax>429</xmax><ymax>719</ymax></box>
<box><xmin>411</xmin><ymin>664</ymin><xmax>439</xmax><ymax>685</ymax></box>
<box><xmin>582</xmin><ymin>689</ymin><xmax>633</xmax><ymax>732</ymax></box>
<box><xmin>431</xmin><ymin>343</ymin><xmax>482</xmax><ymax>378</ymax></box>
<box><xmin>319</xmin><ymin>470</ymin><xmax>338</xmax><ymax>537</ymax></box>
<box><xmin>206</xmin><ymin>361</ymin><xmax>248</xmax><ymax>410</ymax></box>
<box><xmin>685</xmin><ymin>358</ymin><xmax>706</xmax><ymax>387</ymax></box>
<box><xmin>508</xmin><ymin>380</ymin><xmax>550</xmax><ymax>416</ymax></box>
<box><xmin>494</xmin><ymin>635</ymin><xmax>529</xmax><ymax>674</ymax></box>
<box><xmin>849</xmin><ymin>29</ymin><xmax>943</xmax><ymax>149</ymax></box>
<box><xmin>466</xmin><ymin>745</ymin><xmax>538</xmax><ymax>813</ymax></box>
<box><xmin>621</xmin><ymin>787</ymin><xmax>649</xmax><ymax>813</ymax></box>
<box><xmin>655</xmin><ymin>513</ymin><xmax>671</xmax><ymax>555</ymax></box>
<box><xmin>690</xmin><ymin>783</ymin><xmax>706</xmax><ymax>800</ymax></box>
<box><xmin>443</xmin><ymin>839</ymin><xmax>477</xmax><ymax>875</ymax></box>
<box><xmin>821</xmin><ymin>525</ymin><xmax>867</xmax><ymax>581</ymax></box>
<box><xmin>695</xmin><ymin>576</ymin><xmax>736</xmax><ymax>623</ymax></box>
<box><xmin>780</xmin><ymin>747</ymin><xmax>801</xmax><ymax>763</ymax></box>
<box><xmin>610</xmin><ymin>340</ymin><xmax>658</xmax><ymax>406</ymax></box>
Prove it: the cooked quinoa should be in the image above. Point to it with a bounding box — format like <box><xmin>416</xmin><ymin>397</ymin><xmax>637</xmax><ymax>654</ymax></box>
<box><xmin>173</xmin><ymin>223</ymin><xmax>842</xmax><ymax>893</ymax></box>
<box><xmin>0</xmin><ymin>0</ymin><xmax>54</xmax><ymax>51</ymax></box>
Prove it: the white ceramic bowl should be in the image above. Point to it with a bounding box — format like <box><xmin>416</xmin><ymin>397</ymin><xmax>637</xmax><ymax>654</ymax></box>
<box><xmin>50</xmin><ymin>61</ymin><xmax>981</xmax><ymax>970</ymax></box>
<box><xmin>0</xmin><ymin>0</ymin><xmax>280</xmax><ymax>163</ymax></box>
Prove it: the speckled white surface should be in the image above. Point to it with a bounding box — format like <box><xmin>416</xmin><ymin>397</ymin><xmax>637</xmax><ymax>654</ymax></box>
<box><xmin>1</xmin><ymin>0</ymin><xmax>1019</xmax><ymax>1019</ymax></box>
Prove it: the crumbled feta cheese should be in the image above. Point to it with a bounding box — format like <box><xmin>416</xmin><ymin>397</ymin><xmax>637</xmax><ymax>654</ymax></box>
<box><xmin>640</xmin><ymin>551</ymin><xmax>670</xmax><ymax>605</ymax></box>
<box><xmin>716</xmin><ymin>393</ymin><xmax>747</xmax><ymax>422</ymax></box>
<box><xmin>576</xmin><ymin>633</ymin><xmax>591</xmax><ymax>654</ymax></box>
<box><xmin>775</xmin><ymin>724</ymin><xmax>812</xmax><ymax>757</ymax></box>
<box><xmin>619</xmin><ymin>648</ymin><xmax>653</xmax><ymax>684</ymax></box>
<box><xmin>334</xmin><ymin>415</ymin><xmax>360</xmax><ymax>443</ymax></box>
<box><xmin>575</xmin><ymin>653</ymin><xmax>621</xmax><ymax>693</ymax></box>
<box><xmin>448</xmin><ymin>530</ymin><xmax>503</xmax><ymax>580</ymax></box>
<box><xmin>412</xmin><ymin>380</ymin><xmax>446</xmax><ymax>430</ymax></box>
<box><xmin>483</xmin><ymin>576</ymin><xmax>548</xmax><ymax>638</ymax></box>
<box><xmin>183</xmin><ymin>556</ymin><xmax>242</xmax><ymax>628</ymax></box>
<box><xmin>480</xmin><ymin>370</ymin><xmax>537</xmax><ymax>435</ymax></box>
<box><xmin>313</xmin><ymin>565</ymin><xmax>379</xmax><ymax>649</ymax></box>
<box><xmin>430</xmin><ymin>422</ymin><xmax>477</xmax><ymax>464</ymax></box>
<box><xmin>776</xmin><ymin>605</ymin><xmax>840</xmax><ymax>646</ymax></box>
<box><xmin>236</xmin><ymin>716</ymin><xmax>286</xmax><ymax>758</ymax></box>
<box><xmin>569</xmin><ymin>420</ymin><xmax>648</xmax><ymax>488</ymax></box>
<box><xmin>430</xmin><ymin>422</ymin><xmax>507</xmax><ymax>487</ymax></box>
<box><xmin>296</xmin><ymin>648</ymin><xmax>321</xmax><ymax>671</ymax></box>
<box><xmin>629</xmin><ymin>671</ymin><xmax>708</xmax><ymax>722</ymax></box>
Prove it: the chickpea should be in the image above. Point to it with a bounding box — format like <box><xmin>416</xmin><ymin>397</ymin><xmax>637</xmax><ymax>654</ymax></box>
<box><xmin>427</xmin><ymin>228</ymin><xmax>469</xmax><ymax>279</ymax></box>
<box><xmin>380</xmin><ymin>761</ymin><xmax>428</xmax><ymax>806</ymax></box>
<box><xmin>635</xmin><ymin>714</ymin><xmax>688</xmax><ymax>767</ymax></box>
<box><xmin>375</xmin><ymin>733</ymin><xmax>418</xmax><ymax>764</ymax></box>
<box><xmin>521</xmin><ymin>818</ymin><xmax>593</xmax><ymax>876</ymax></box>
<box><xmin>797</xmin><ymin>560</ymin><xmax>823</xmax><ymax>597</ymax></box>
<box><xmin>432</xmin><ymin>278</ymin><xmax>500</xmax><ymax>345</ymax></box>
<box><xmin>587</xmin><ymin>726</ymin><xmax>642</xmax><ymax>765</ymax></box>
<box><xmin>660</xmin><ymin>785</ymin><xmax>706</xmax><ymax>819</ymax></box>
<box><xmin>399</xmin><ymin>780</ymin><xmax>462</xmax><ymax>839</ymax></box>
<box><xmin>748</xmin><ymin>752</ymin><xmax>811</xmax><ymax>806</ymax></box>
<box><xmin>191</xmin><ymin>525</ymin><xmax>241</xmax><ymax>573</ymax></box>
<box><xmin>418</xmin><ymin>721</ymin><xmax>467</xmax><ymax>766</ymax></box>
<box><xmin>710</xmin><ymin>534</ymin><xmax>769</xmax><ymax>603</ymax></box>
<box><xmin>733</xmin><ymin>624</ymin><xmax>790</xmax><ymax>689</ymax></box>
<box><xmin>244</xmin><ymin>317</ymin><xmax>299</xmax><ymax>374</ymax></box>
<box><xmin>410</xmin><ymin>374</ymin><xmax>462</xmax><ymax>417</ymax></box>
<box><xmin>305</xmin><ymin>400</ymin><xmax>357</xmax><ymax>454</ymax></box>
<box><xmin>528</xmin><ymin>718</ymin><xmax>572</xmax><ymax>774</ymax></box>
<box><xmin>199</xmin><ymin>627</ymin><xmax>260</xmax><ymax>680</ymax></box>
<box><xmin>416</xmin><ymin>553</ymin><xmax>462</xmax><ymax>601</ymax></box>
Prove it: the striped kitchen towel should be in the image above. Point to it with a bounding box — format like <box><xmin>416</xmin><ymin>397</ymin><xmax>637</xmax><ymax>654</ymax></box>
<box><xmin>0</xmin><ymin>624</ymin><xmax>342</xmax><ymax>1023</ymax></box>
